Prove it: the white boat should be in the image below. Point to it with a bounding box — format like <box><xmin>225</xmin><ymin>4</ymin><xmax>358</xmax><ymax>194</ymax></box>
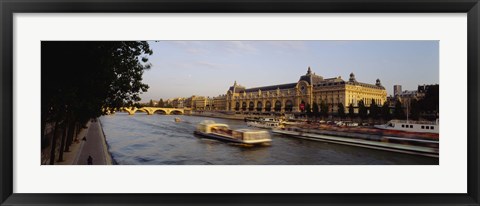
<box><xmin>374</xmin><ymin>119</ymin><xmax>439</xmax><ymax>134</ymax></box>
<box><xmin>246</xmin><ymin>121</ymin><xmax>281</xmax><ymax>129</ymax></box>
<box><xmin>245</xmin><ymin>117</ymin><xmax>284</xmax><ymax>129</ymax></box>
<box><xmin>194</xmin><ymin>120</ymin><xmax>272</xmax><ymax>145</ymax></box>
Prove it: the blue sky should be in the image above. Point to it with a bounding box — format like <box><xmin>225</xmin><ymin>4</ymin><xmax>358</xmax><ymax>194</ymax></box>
<box><xmin>140</xmin><ymin>41</ymin><xmax>439</xmax><ymax>101</ymax></box>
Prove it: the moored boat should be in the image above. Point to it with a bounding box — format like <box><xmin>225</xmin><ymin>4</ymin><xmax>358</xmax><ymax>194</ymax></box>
<box><xmin>194</xmin><ymin>120</ymin><xmax>272</xmax><ymax>145</ymax></box>
<box><xmin>374</xmin><ymin>119</ymin><xmax>439</xmax><ymax>134</ymax></box>
<box><xmin>245</xmin><ymin>117</ymin><xmax>284</xmax><ymax>129</ymax></box>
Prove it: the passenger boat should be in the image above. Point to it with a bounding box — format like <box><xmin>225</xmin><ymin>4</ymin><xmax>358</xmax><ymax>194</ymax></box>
<box><xmin>194</xmin><ymin>120</ymin><xmax>272</xmax><ymax>145</ymax></box>
<box><xmin>374</xmin><ymin>119</ymin><xmax>439</xmax><ymax>134</ymax></box>
<box><xmin>174</xmin><ymin>117</ymin><xmax>181</xmax><ymax>122</ymax></box>
<box><xmin>245</xmin><ymin>117</ymin><xmax>283</xmax><ymax>129</ymax></box>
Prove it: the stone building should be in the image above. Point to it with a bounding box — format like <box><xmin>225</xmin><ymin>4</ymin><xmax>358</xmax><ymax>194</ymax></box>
<box><xmin>224</xmin><ymin>67</ymin><xmax>387</xmax><ymax>114</ymax></box>
<box><xmin>213</xmin><ymin>95</ymin><xmax>227</xmax><ymax>111</ymax></box>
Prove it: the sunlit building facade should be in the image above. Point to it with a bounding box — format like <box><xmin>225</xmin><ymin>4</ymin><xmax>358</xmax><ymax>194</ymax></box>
<box><xmin>224</xmin><ymin>67</ymin><xmax>387</xmax><ymax>113</ymax></box>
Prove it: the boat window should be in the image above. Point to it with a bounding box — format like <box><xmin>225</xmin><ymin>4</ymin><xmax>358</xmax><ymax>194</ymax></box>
<box><xmin>426</xmin><ymin>126</ymin><xmax>429</xmax><ymax>129</ymax></box>
<box><xmin>401</xmin><ymin>125</ymin><xmax>404</xmax><ymax>128</ymax></box>
<box><xmin>431</xmin><ymin>126</ymin><xmax>434</xmax><ymax>130</ymax></box>
<box><xmin>410</xmin><ymin>125</ymin><xmax>413</xmax><ymax>128</ymax></box>
<box><xmin>421</xmin><ymin>126</ymin><xmax>424</xmax><ymax>129</ymax></box>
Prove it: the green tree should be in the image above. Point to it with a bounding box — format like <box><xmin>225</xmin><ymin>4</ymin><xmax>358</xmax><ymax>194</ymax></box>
<box><xmin>337</xmin><ymin>103</ymin><xmax>345</xmax><ymax>119</ymax></box>
<box><xmin>358</xmin><ymin>100</ymin><xmax>368</xmax><ymax>120</ymax></box>
<box><xmin>394</xmin><ymin>100</ymin><xmax>405</xmax><ymax>119</ymax></box>
<box><xmin>320</xmin><ymin>101</ymin><xmax>329</xmax><ymax>118</ymax></box>
<box><xmin>149</xmin><ymin>99</ymin><xmax>154</xmax><ymax>107</ymax></box>
<box><xmin>158</xmin><ymin>98</ymin><xmax>165</xmax><ymax>107</ymax></box>
<box><xmin>409</xmin><ymin>99</ymin><xmax>420</xmax><ymax>120</ymax></box>
<box><xmin>42</xmin><ymin>41</ymin><xmax>152</xmax><ymax>164</ymax></box>
<box><xmin>348</xmin><ymin>103</ymin><xmax>355</xmax><ymax>119</ymax></box>
<box><xmin>369</xmin><ymin>99</ymin><xmax>379</xmax><ymax>119</ymax></box>
<box><xmin>312</xmin><ymin>102</ymin><xmax>319</xmax><ymax>118</ymax></box>
<box><xmin>381</xmin><ymin>102</ymin><xmax>391</xmax><ymax>120</ymax></box>
<box><xmin>305</xmin><ymin>103</ymin><xmax>312</xmax><ymax>118</ymax></box>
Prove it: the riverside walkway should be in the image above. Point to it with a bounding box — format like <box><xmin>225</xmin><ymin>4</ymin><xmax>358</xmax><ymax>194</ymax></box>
<box><xmin>73</xmin><ymin>119</ymin><xmax>112</xmax><ymax>165</ymax></box>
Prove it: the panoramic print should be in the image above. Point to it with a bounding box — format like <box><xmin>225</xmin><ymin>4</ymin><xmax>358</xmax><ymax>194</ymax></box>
<box><xmin>41</xmin><ymin>41</ymin><xmax>439</xmax><ymax>165</ymax></box>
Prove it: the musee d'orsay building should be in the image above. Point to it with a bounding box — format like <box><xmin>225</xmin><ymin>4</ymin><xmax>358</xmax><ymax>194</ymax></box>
<box><xmin>223</xmin><ymin>67</ymin><xmax>387</xmax><ymax>114</ymax></box>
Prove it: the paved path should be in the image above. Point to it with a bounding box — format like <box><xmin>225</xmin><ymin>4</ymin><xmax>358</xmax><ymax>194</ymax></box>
<box><xmin>74</xmin><ymin>119</ymin><xmax>112</xmax><ymax>165</ymax></box>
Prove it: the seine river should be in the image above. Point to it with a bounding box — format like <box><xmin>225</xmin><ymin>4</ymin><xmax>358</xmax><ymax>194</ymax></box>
<box><xmin>99</xmin><ymin>113</ymin><xmax>438</xmax><ymax>165</ymax></box>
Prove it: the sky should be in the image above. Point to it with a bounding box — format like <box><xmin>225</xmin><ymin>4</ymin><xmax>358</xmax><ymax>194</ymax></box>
<box><xmin>139</xmin><ymin>41</ymin><xmax>439</xmax><ymax>102</ymax></box>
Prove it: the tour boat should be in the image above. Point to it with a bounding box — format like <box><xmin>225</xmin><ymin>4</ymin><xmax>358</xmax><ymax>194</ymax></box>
<box><xmin>194</xmin><ymin>120</ymin><xmax>272</xmax><ymax>145</ymax></box>
<box><xmin>374</xmin><ymin>119</ymin><xmax>439</xmax><ymax>134</ymax></box>
<box><xmin>245</xmin><ymin>117</ymin><xmax>284</xmax><ymax>129</ymax></box>
<box><xmin>174</xmin><ymin>117</ymin><xmax>181</xmax><ymax>122</ymax></box>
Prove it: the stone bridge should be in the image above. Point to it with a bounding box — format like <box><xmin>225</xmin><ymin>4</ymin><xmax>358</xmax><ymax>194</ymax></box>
<box><xmin>119</xmin><ymin>107</ymin><xmax>189</xmax><ymax>115</ymax></box>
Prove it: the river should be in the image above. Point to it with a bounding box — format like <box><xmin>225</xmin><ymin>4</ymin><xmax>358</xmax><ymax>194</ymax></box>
<box><xmin>99</xmin><ymin>113</ymin><xmax>438</xmax><ymax>165</ymax></box>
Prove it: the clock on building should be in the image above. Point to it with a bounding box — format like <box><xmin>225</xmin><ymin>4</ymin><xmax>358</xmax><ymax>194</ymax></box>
<box><xmin>300</xmin><ymin>85</ymin><xmax>306</xmax><ymax>93</ymax></box>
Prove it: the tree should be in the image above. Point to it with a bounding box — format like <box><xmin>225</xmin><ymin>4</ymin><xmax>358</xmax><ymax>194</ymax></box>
<box><xmin>381</xmin><ymin>102</ymin><xmax>391</xmax><ymax>120</ymax></box>
<box><xmin>348</xmin><ymin>103</ymin><xmax>355</xmax><ymax>119</ymax></box>
<box><xmin>312</xmin><ymin>102</ymin><xmax>319</xmax><ymax>118</ymax></box>
<box><xmin>369</xmin><ymin>99</ymin><xmax>379</xmax><ymax>119</ymax></box>
<box><xmin>149</xmin><ymin>99</ymin><xmax>154</xmax><ymax>107</ymax></box>
<box><xmin>358</xmin><ymin>100</ymin><xmax>368</xmax><ymax>120</ymax></box>
<box><xmin>42</xmin><ymin>41</ymin><xmax>152</xmax><ymax>164</ymax></box>
<box><xmin>337</xmin><ymin>103</ymin><xmax>345</xmax><ymax>119</ymax></box>
<box><xmin>158</xmin><ymin>98</ymin><xmax>165</xmax><ymax>107</ymax></box>
<box><xmin>409</xmin><ymin>99</ymin><xmax>420</xmax><ymax>120</ymax></box>
<box><xmin>320</xmin><ymin>101</ymin><xmax>329</xmax><ymax>118</ymax></box>
<box><xmin>394</xmin><ymin>100</ymin><xmax>405</xmax><ymax>119</ymax></box>
<box><xmin>418</xmin><ymin>85</ymin><xmax>439</xmax><ymax>118</ymax></box>
<box><xmin>305</xmin><ymin>103</ymin><xmax>312</xmax><ymax>118</ymax></box>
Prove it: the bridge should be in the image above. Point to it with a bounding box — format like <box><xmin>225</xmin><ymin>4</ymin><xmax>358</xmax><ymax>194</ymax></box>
<box><xmin>114</xmin><ymin>107</ymin><xmax>190</xmax><ymax>115</ymax></box>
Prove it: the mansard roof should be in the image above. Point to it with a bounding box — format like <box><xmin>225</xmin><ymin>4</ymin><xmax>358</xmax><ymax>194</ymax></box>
<box><xmin>243</xmin><ymin>83</ymin><xmax>298</xmax><ymax>93</ymax></box>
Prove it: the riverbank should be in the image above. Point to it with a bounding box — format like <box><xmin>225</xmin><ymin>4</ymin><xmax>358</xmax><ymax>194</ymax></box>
<box><xmin>189</xmin><ymin>112</ymin><xmax>245</xmax><ymax>121</ymax></box>
<box><xmin>74</xmin><ymin>119</ymin><xmax>113</xmax><ymax>165</ymax></box>
<box><xmin>55</xmin><ymin>118</ymin><xmax>113</xmax><ymax>165</ymax></box>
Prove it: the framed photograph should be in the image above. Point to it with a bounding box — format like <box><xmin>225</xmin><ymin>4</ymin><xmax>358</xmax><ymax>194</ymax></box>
<box><xmin>1</xmin><ymin>0</ymin><xmax>479</xmax><ymax>205</ymax></box>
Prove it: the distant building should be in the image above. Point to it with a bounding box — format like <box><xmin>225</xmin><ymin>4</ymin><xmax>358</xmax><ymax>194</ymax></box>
<box><xmin>194</xmin><ymin>96</ymin><xmax>207</xmax><ymax>110</ymax></box>
<box><xmin>224</xmin><ymin>67</ymin><xmax>387</xmax><ymax>113</ymax></box>
<box><xmin>214</xmin><ymin>95</ymin><xmax>227</xmax><ymax>111</ymax></box>
<box><xmin>393</xmin><ymin>85</ymin><xmax>402</xmax><ymax>97</ymax></box>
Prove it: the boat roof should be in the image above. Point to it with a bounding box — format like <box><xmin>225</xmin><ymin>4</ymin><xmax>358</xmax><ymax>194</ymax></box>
<box><xmin>235</xmin><ymin>129</ymin><xmax>267</xmax><ymax>133</ymax></box>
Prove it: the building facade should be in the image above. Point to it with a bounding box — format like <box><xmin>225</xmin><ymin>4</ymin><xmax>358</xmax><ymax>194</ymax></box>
<box><xmin>224</xmin><ymin>67</ymin><xmax>387</xmax><ymax>113</ymax></box>
<box><xmin>393</xmin><ymin>85</ymin><xmax>402</xmax><ymax>96</ymax></box>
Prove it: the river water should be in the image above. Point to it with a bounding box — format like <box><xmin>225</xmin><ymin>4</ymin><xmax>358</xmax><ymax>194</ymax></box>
<box><xmin>99</xmin><ymin>113</ymin><xmax>438</xmax><ymax>165</ymax></box>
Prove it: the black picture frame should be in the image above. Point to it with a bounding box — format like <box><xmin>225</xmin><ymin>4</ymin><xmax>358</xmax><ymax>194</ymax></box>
<box><xmin>1</xmin><ymin>0</ymin><xmax>479</xmax><ymax>205</ymax></box>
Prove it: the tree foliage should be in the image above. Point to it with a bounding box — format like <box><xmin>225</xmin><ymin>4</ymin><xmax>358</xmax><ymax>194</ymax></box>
<box><xmin>394</xmin><ymin>100</ymin><xmax>405</xmax><ymax>119</ymax></box>
<box><xmin>41</xmin><ymin>41</ymin><xmax>152</xmax><ymax>164</ymax></box>
<box><xmin>312</xmin><ymin>102</ymin><xmax>319</xmax><ymax>118</ymax></box>
<box><xmin>358</xmin><ymin>100</ymin><xmax>368</xmax><ymax>120</ymax></box>
<box><xmin>320</xmin><ymin>101</ymin><xmax>329</xmax><ymax>118</ymax></box>
<box><xmin>305</xmin><ymin>103</ymin><xmax>312</xmax><ymax>117</ymax></box>
<box><xmin>158</xmin><ymin>98</ymin><xmax>165</xmax><ymax>107</ymax></box>
<box><xmin>409</xmin><ymin>99</ymin><xmax>420</xmax><ymax>120</ymax></box>
<box><xmin>348</xmin><ymin>103</ymin><xmax>355</xmax><ymax>119</ymax></box>
<box><xmin>369</xmin><ymin>99</ymin><xmax>379</xmax><ymax>119</ymax></box>
<box><xmin>337</xmin><ymin>103</ymin><xmax>345</xmax><ymax>119</ymax></box>
<box><xmin>381</xmin><ymin>102</ymin><xmax>391</xmax><ymax>120</ymax></box>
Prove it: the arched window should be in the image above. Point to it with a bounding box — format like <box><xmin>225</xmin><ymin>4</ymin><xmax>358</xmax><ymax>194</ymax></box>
<box><xmin>265</xmin><ymin>101</ymin><xmax>272</xmax><ymax>112</ymax></box>
<box><xmin>274</xmin><ymin>101</ymin><xmax>282</xmax><ymax>112</ymax></box>
<box><xmin>256</xmin><ymin>102</ymin><xmax>263</xmax><ymax>112</ymax></box>
<box><xmin>249</xmin><ymin>101</ymin><xmax>254</xmax><ymax>111</ymax></box>
<box><xmin>285</xmin><ymin>100</ymin><xmax>293</xmax><ymax>112</ymax></box>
